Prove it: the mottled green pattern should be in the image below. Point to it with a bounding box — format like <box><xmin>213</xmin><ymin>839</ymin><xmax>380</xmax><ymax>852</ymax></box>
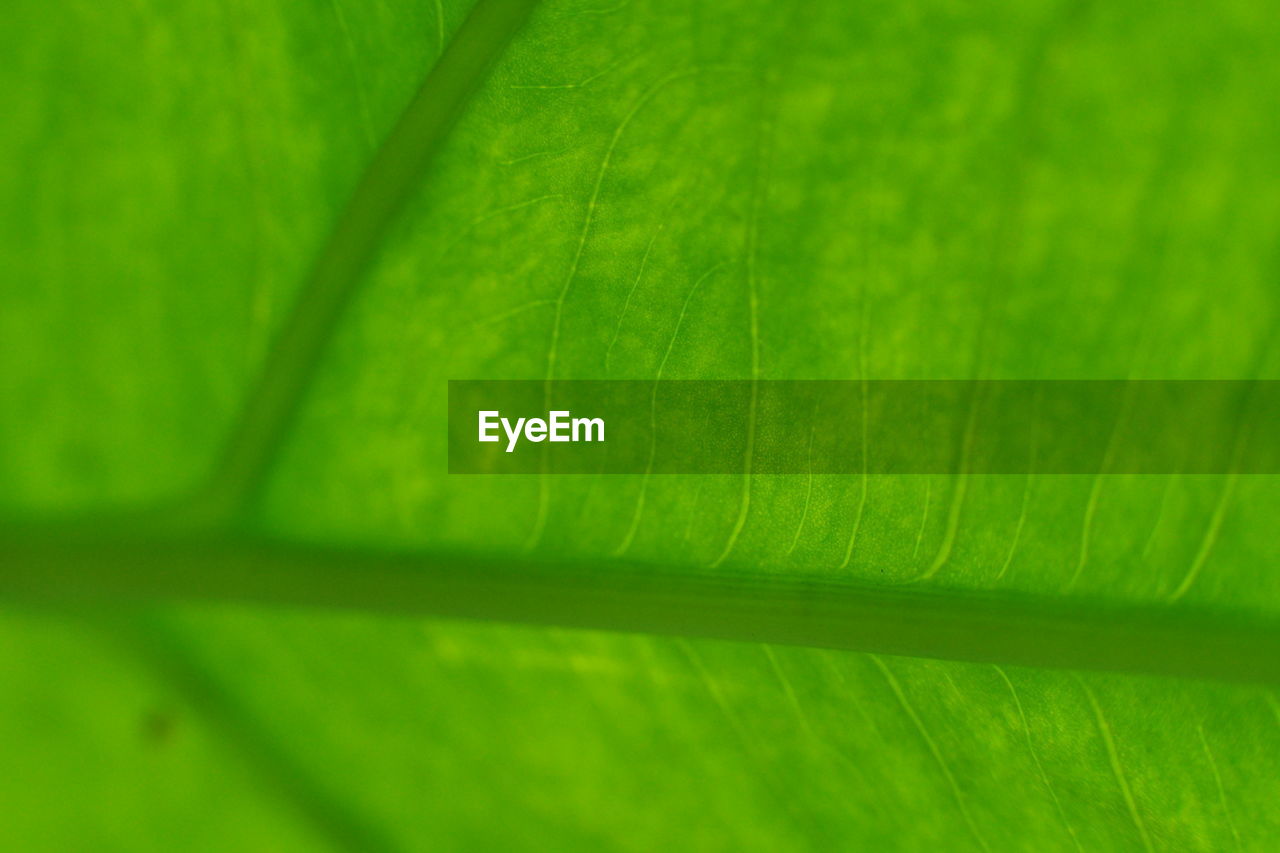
<box><xmin>3</xmin><ymin>0</ymin><xmax>1280</xmax><ymax>849</ymax></box>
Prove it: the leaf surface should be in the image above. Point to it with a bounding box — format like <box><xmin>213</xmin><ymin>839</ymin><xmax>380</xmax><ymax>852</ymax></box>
<box><xmin>4</xmin><ymin>0</ymin><xmax>1280</xmax><ymax>849</ymax></box>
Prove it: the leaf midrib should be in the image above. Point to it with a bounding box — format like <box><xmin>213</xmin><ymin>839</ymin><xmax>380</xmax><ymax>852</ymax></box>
<box><xmin>7</xmin><ymin>530</ymin><xmax>1280</xmax><ymax>686</ymax></box>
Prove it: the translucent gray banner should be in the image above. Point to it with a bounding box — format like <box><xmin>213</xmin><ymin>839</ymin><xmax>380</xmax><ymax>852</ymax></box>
<box><xmin>448</xmin><ymin>380</ymin><xmax>1280</xmax><ymax>475</ymax></box>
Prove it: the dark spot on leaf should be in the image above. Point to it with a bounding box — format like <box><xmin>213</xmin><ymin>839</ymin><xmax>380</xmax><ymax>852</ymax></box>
<box><xmin>140</xmin><ymin>708</ymin><xmax>178</xmax><ymax>747</ymax></box>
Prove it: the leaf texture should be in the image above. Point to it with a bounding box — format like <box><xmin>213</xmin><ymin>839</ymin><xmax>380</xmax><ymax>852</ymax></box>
<box><xmin>4</xmin><ymin>0</ymin><xmax>1280</xmax><ymax>849</ymax></box>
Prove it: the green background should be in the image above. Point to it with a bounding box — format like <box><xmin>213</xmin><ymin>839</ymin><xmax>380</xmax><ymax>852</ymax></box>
<box><xmin>3</xmin><ymin>0</ymin><xmax>1280</xmax><ymax>848</ymax></box>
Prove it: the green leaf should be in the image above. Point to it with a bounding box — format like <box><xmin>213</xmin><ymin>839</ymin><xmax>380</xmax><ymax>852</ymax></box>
<box><xmin>4</xmin><ymin>0</ymin><xmax>1280</xmax><ymax>849</ymax></box>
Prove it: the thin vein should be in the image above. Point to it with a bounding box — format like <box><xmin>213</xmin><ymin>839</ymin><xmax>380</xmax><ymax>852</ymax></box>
<box><xmin>994</xmin><ymin>666</ymin><xmax>1081</xmax><ymax>851</ymax></box>
<box><xmin>763</xmin><ymin>646</ymin><xmax>868</xmax><ymax>782</ymax></box>
<box><xmin>1168</xmin><ymin>313</ymin><xmax>1280</xmax><ymax>600</ymax></box>
<box><xmin>709</xmin><ymin>105</ymin><xmax>771</xmax><ymax>570</ymax></box>
<box><xmin>838</xmin><ymin>262</ymin><xmax>870</xmax><ymax>571</ymax></box>
<box><xmin>1197</xmin><ymin>723</ymin><xmax>1242</xmax><ymax>852</ymax></box>
<box><xmin>920</xmin><ymin>394</ymin><xmax>978</xmax><ymax>581</ymax></box>
<box><xmin>911</xmin><ymin>478</ymin><xmax>932</xmax><ymax>560</ymax></box>
<box><xmin>996</xmin><ymin>485</ymin><xmax>1031</xmax><ymax>582</ymax></box>
<box><xmin>498</xmin><ymin>145</ymin><xmax>574</xmax><ymax>165</ymax></box>
<box><xmin>997</xmin><ymin>396</ymin><xmax>1040</xmax><ymax>582</ymax></box>
<box><xmin>529</xmin><ymin>64</ymin><xmax>746</xmax><ymax>551</ymax></box>
<box><xmin>434</xmin><ymin>0</ymin><xmax>445</xmax><ymax>55</ymax></box>
<box><xmin>785</xmin><ymin>404</ymin><xmax>818</xmax><ymax>556</ymax></box>
<box><xmin>1070</xmin><ymin>382</ymin><xmax>1140</xmax><ymax>590</ymax></box>
<box><xmin>1080</xmin><ymin>679</ymin><xmax>1153</xmax><ymax>853</ymax></box>
<box><xmin>510</xmin><ymin>54</ymin><xmax>629</xmax><ymax>89</ymax></box>
<box><xmin>437</xmin><ymin>193</ymin><xmax>564</xmax><ymax>263</ymax></box>
<box><xmin>542</xmin><ymin>65</ymin><xmax>745</xmax><ymax>386</ymax></box>
<box><xmin>326</xmin><ymin>0</ymin><xmax>378</xmax><ymax>150</ymax></box>
<box><xmin>1168</xmin><ymin>472</ymin><xmax>1238</xmax><ymax>602</ymax></box>
<box><xmin>604</xmin><ymin>219</ymin><xmax>666</xmax><ymax>375</ymax></box>
<box><xmin>1140</xmin><ymin>474</ymin><xmax>1179</xmax><ymax>561</ymax></box>
<box><xmin>678</xmin><ymin>641</ymin><xmax>758</xmax><ymax>752</ymax></box>
<box><xmin>872</xmin><ymin>656</ymin><xmax>991</xmax><ymax>852</ymax></box>
<box><xmin>834</xmin><ymin>256</ymin><xmax>875</xmax><ymax>568</ymax></box>
<box><xmin>465</xmin><ymin>298</ymin><xmax>556</xmax><ymax>331</ymax></box>
<box><xmin>932</xmin><ymin>1</ymin><xmax>1090</xmax><ymax>578</ymax></box>
<box><xmin>676</xmin><ymin>639</ymin><xmax>808</xmax><ymax>827</ymax></box>
<box><xmin>680</xmin><ymin>480</ymin><xmax>705</xmax><ymax>543</ymax></box>
<box><xmin>615</xmin><ymin>261</ymin><xmax>730</xmax><ymax>556</ymax></box>
<box><xmin>837</xmin><ymin>376</ymin><xmax>868</xmax><ymax>570</ymax></box>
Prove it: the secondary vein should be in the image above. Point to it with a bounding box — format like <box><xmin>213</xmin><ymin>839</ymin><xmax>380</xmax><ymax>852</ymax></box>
<box><xmin>193</xmin><ymin>0</ymin><xmax>541</xmax><ymax>526</ymax></box>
